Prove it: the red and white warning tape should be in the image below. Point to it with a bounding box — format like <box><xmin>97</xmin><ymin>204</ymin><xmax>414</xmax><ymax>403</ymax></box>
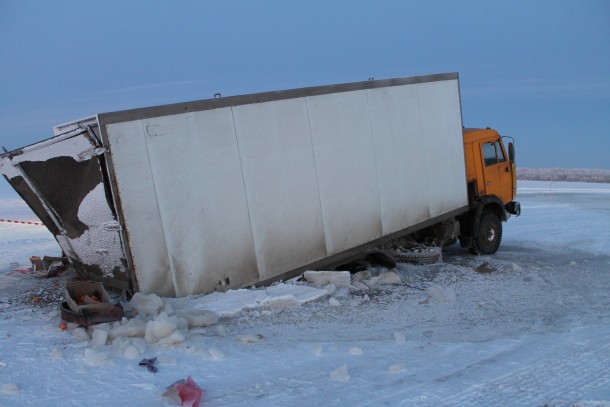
<box><xmin>0</xmin><ymin>218</ymin><xmax>44</xmax><ymax>226</ymax></box>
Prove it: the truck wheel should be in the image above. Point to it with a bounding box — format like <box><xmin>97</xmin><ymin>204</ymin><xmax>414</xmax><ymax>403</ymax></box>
<box><xmin>470</xmin><ymin>211</ymin><xmax>502</xmax><ymax>255</ymax></box>
<box><xmin>390</xmin><ymin>246</ymin><xmax>441</xmax><ymax>265</ymax></box>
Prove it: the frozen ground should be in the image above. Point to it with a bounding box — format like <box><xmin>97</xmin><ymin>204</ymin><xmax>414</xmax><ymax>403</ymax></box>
<box><xmin>0</xmin><ymin>180</ymin><xmax>609</xmax><ymax>406</ymax></box>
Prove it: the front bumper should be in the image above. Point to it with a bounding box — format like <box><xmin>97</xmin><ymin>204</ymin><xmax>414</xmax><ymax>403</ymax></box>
<box><xmin>506</xmin><ymin>201</ymin><xmax>521</xmax><ymax>217</ymax></box>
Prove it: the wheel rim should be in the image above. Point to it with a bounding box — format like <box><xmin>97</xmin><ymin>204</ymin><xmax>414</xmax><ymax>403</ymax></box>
<box><xmin>485</xmin><ymin>224</ymin><xmax>496</xmax><ymax>242</ymax></box>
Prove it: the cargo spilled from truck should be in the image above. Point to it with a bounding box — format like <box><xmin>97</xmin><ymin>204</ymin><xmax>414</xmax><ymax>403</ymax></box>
<box><xmin>0</xmin><ymin>73</ymin><xmax>519</xmax><ymax>297</ymax></box>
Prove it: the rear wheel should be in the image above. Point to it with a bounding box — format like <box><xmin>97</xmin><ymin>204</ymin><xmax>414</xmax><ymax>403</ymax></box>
<box><xmin>470</xmin><ymin>211</ymin><xmax>502</xmax><ymax>255</ymax></box>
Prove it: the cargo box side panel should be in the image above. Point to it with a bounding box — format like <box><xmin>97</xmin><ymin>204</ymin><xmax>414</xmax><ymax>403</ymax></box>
<box><xmin>306</xmin><ymin>91</ymin><xmax>383</xmax><ymax>256</ymax></box>
<box><xmin>232</xmin><ymin>98</ymin><xmax>327</xmax><ymax>281</ymax></box>
<box><xmin>124</xmin><ymin>109</ymin><xmax>260</xmax><ymax>296</ymax></box>
<box><xmin>105</xmin><ymin>121</ymin><xmax>175</xmax><ymax>296</ymax></box>
<box><xmin>366</xmin><ymin>83</ymin><xmax>432</xmax><ymax>234</ymax></box>
<box><xmin>418</xmin><ymin>80</ymin><xmax>468</xmax><ymax>216</ymax></box>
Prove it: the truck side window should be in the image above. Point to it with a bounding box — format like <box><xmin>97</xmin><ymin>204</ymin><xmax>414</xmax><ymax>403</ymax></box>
<box><xmin>495</xmin><ymin>141</ymin><xmax>506</xmax><ymax>163</ymax></box>
<box><xmin>483</xmin><ymin>142</ymin><xmax>497</xmax><ymax>166</ymax></box>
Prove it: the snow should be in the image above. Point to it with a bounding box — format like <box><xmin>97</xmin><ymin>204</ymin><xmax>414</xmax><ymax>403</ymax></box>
<box><xmin>423</xmin><ymin>285</ymin><xmax>457</xmax><ymax>304</ymax></box>
<box><xmin>0</xmin><ymin>180</ymin><xmax>609</xmax><ymax>406</ymax></box>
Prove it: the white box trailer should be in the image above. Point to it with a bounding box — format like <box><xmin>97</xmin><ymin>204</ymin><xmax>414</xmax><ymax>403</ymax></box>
<box><xmin>1</xmin><ymin>73</ymin><xmax>471</xmax><ymax>296</ymax></box>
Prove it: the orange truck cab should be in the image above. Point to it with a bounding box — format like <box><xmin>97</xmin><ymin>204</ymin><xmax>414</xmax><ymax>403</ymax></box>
<box><xmin>458</xmin><ymin>128</ymin><xmax>521</xmax><ymax>254</ymax></box>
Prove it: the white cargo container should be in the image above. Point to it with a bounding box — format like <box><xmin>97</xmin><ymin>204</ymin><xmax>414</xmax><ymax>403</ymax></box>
<box><xmin>0</xmin><ymin>73</ymin><xmax>520</xmax><ymax>296</ymax></box>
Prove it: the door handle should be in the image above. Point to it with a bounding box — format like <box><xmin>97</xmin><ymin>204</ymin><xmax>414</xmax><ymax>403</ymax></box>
<box><xmin>486</xmin><ymin>182</ymin><xmax>492</xmax><ymax>186</ymax></box>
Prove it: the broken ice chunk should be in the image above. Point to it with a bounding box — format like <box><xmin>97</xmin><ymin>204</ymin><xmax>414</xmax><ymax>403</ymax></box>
<box><xmin>388</xmin><ymin>364</ymin><xmax>404</xmax><ymax>373</ymax></box>
<box><xmin>236</xmin><ymin>334</ymin><xmax>264</xmax><ymax>343</ymax></box>
<box><xmin>267</xmin><ymin>295</ymin><xmax>300</xmax><ymax>310</ymax></box>
<box><xmin>130</xmin><ymin>292</ymin><xmax>164</xmax><ymax>317</ymax></box>
<box><xmin>0</xmin><ymin>383</ymin><xmax>20</xmax><ymax>394</ymax></box>
<box><xmin>424</xmin><ymin>286</ymin><xmax>456</xmax><ymax>304</ymax></box>
<box><xmin>393</xmin><ymin>331</ymin><xmax>406</xmax><ymax>344</ymax></box>
<box><xmin>378</xmin><ymin>271</ymin><xmax>401</xmax><ymax>285</ymax></box>
<box><xmin>304</xmin><ymin>271</ymin><xmax>352</xmax><ymax>288</ymax></box>
<box><xmin>330</xmin><ymin>364</ymin><xmax>350</xmax><ymax>382</ymax></box>
<box><xmin>84</xmin><ymin>348</ymin><xmax>110</xmax><ymax>365</ymax></box>
<box><xmin>175</xmin><ymin>310</ymin><xmax>219</xmax><ymax>328</ymax></box>
<box><xmin>144</xmin><ymin>312</ymin><xmax>179</xmax><ymax>344</ymax></box>
<box><xmin>91</xmin><ymin>328</ymin><xmax>108</xmax><ymax>347</ymax></box>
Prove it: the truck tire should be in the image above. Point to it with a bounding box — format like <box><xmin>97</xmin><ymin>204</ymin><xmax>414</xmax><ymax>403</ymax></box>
<box><xmin>390</xmin><ymin>246</ymin><xmax>441</xmax><ymax>265</ymax></box>
<box><xmin>470</xmin><ymin>211</ymin><xmax>502</xmax><ymax>255</ymax></box>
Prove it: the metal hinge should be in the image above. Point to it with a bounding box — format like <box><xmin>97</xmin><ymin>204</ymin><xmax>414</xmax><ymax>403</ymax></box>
<box><xmin>77</xmin><ymin>147</ymin><xmax>108</xmax><ymax>162</ymax></box>
<box><xmin>103</xmin><ymin>221</ymin><xmax>122</xmax><ymax>231</ymax></box>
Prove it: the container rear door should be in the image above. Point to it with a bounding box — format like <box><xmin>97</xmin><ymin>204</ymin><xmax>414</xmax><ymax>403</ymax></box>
<box><xmin>0</xmin><ymin>124</ymin><xmax>131</xmax><ymax>289</ymax></box>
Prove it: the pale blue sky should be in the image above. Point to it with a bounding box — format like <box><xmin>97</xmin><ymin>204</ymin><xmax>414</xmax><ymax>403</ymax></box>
<box><xmin>1</xmin><ymin>0</ymin><xmax>609</xmax><ymax>168</ymax></box>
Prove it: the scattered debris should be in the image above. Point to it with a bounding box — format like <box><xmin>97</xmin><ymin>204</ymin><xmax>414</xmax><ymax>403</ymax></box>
<box><xmin>61</xmin><ymin>281</ymin><xmax>124</xmax><ymax>327</ymax></box>
<box><xmin>475</xmin><ymin>262</ymin><xmax>496</xmax><ymax>273</ymax></box>
<box><xmin>30</xmin><ymin>256</ymin><xmax>67</xmax><ymax>278</ymax></box>
<box><xmin>163</xmin><ymin>376</ymin><xmax>204</xmax><ymax>407</ymax></box>
<box><xmin>138</xmin><ymin>357</ymin><xmax>158</xmax><ymax>373</ymax></box>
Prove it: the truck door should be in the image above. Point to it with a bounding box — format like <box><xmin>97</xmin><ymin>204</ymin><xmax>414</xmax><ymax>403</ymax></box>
<box><xmin>0</xmin><ymin>125</ymin><xmax>132</xmax><ymax>289</ymax></box>
<box><xmin>481</xmin><ymin>140</ymin><xmax>513</xmax><ymax>204</ymax></box>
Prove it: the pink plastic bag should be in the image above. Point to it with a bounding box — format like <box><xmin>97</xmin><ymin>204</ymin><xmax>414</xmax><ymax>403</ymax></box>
<box><xmin>163</xmin><ymin>376</ymin><xmax>204</xmax><ymax>407</ymax></box>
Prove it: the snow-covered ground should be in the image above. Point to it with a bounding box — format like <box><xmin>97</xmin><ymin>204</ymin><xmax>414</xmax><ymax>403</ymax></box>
<box><xmin>1</xmin><ymin>180</ymin><xmax>609</xmax><ymax>406</ymax></box>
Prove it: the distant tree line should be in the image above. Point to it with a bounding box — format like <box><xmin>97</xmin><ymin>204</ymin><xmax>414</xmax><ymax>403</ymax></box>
<box><xmin>517</xmin><ymin>168</ymin><xmax>610</xmax><ymax>183</ymax></box>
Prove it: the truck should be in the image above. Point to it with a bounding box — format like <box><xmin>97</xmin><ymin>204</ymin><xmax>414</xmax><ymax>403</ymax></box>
<box><xmin>0</xmin><ymin>73</ymin><xmax>520</xmax><ymax>297</ymax></box>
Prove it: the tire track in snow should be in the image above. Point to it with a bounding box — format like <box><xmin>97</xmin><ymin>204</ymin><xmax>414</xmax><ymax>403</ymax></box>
<box><xmin>437</xmin><ymin>338</ymin><xmax>610</xmax><ymax>406</ymax></box>
<box><xmin>353</xmin><ymin>335</ymin><xmax>610</xmax><ymax>407</ymax></box>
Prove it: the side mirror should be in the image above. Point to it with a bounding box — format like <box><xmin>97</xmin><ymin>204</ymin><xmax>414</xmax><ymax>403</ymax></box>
<box><xmin>508</xmin><ymin>142</ymin><xmax>515</xmax><ymax>163</ymax></box>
